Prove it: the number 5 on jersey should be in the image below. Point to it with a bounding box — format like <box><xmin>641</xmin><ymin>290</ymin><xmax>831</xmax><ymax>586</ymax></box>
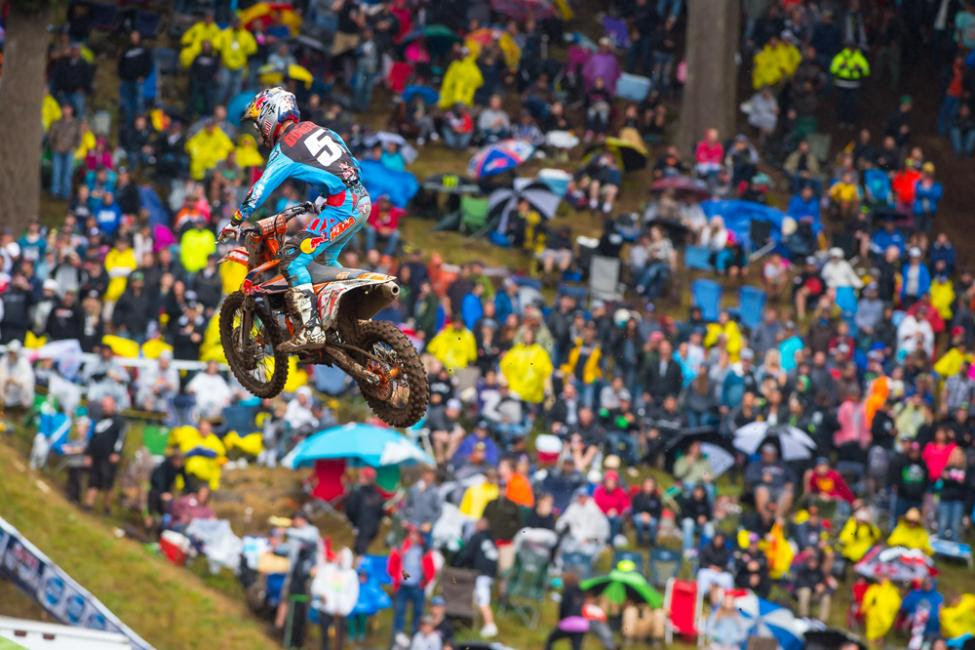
<box><xmin>304</xmin><ymin>129</ymin><xmax>343</xmax><ymax>166</ymax></box>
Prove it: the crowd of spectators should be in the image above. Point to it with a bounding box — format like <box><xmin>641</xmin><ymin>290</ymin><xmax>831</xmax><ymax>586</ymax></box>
<box><xmin>5</xmin><ymin>0</ymin><xmax>975</xmax><ymax>648</ymax></box>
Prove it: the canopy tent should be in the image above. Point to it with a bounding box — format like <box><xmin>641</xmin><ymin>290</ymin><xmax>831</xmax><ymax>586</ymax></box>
<box><xmin>285</xmin><ymin>423</ymin><xmax>433</xmax><ymax>469</ymax></box>
<box><xmin>359</xmin><ymin>160</ymin><xmax>419</xmax><ymax>207</ymax></box>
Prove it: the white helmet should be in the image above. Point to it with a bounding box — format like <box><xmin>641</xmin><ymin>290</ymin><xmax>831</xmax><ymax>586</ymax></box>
<box><xmin>241</xmin><ymin>87</ymin><xmax>300</xmax><ymax>147</ymax></box>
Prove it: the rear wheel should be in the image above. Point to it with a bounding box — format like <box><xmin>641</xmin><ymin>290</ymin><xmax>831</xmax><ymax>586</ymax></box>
<box><xmin>219</xmin><ymin>291</ymin><xmax>289</xmax><ymax>398</ymax></box>
<box><xmin>352</xmin><ymin>321</ymin><xmax>429</xmax><ymax>427</ymax></box>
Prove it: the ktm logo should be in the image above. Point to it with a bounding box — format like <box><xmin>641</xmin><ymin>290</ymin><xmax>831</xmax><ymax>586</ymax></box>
<box><xmin>329</xmin><ymin>216</ymin><xmax>356</xmax><ymax>240</ymax></box>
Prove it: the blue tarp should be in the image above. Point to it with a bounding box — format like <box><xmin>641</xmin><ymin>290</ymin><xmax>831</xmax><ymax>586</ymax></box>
<box><xmin>700</xmin><ymin>200</ymin><xmax>787</xmax><ymax>252</ymax></box>
<box><xmin>359</xmin><ymin>160</ymin><xmax>419</xmax><ymax>207</ymax></box>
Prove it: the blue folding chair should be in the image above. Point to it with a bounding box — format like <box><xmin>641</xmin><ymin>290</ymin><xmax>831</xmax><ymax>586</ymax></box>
<box><xmin>738</xmin><ymin>286</ymin><xmax>767</xmax><ymax>330</ymax></box>
<box><xmin>836</xmin><ymin>286</ymin><xmax>858</xmax><ymax>316</ymax></box>
<box><xmin>557</xmin><ymin>283</ymin><xmax>589</xmax><ymax>302</ymax></box>
<box><xmin>683</xmin><ymin>245</ymin><xmax>713</xmax><ymax>271</ymax></box>
<box><xmin>691</xmin><ymin>279</ymin><xmax>722</xmax><ymax>322</ymax></box>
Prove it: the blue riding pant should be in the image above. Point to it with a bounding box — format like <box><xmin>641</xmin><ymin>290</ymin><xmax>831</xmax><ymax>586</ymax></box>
<box><xmin>281</xmin><ymin>185</ymin><xmax>371</xmax><ymax>285</ymax></box>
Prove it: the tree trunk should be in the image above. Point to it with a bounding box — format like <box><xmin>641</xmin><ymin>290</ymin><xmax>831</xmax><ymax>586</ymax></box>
<box><xmin>0</xmin><ymin>3</ymin><xmax>53</xmax><ymax>233</ymax></box>
<box><xmin>677</xmin><ymin>0</ymin><xmax>741</xmax><ymax>154</ymax></box>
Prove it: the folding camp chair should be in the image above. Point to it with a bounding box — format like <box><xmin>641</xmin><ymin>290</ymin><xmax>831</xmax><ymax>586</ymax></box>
<box><xmin>503</xmin><ymin>541</ymin><xmax>551</xmax><ymax>627</ymax></box>
<box><xmin>589</xmin><ymin>255</ymin><xmax>622</xmax><ymax>302</ymax></box>
<box><xmin>683</xmin><ymin>245</ymin><xmax>714</xmax><ymax>271</ymax></box>
<box><xmin>459</xmin><ymin>195</ymin><xmax>490</xmax><ymax>235</ymax></box>
<box><xmin>738</xmin><ymin>286</ymin><xmax>767</xmax><ymax>330</ymax></box>
<box><xmin>664</xmin><ymin>578</ymin><xmax>704</xmax><ymax>646</ymax></box>
<box><xmin>439</xmin><ymin>567</ymin><xmax>478</xmax><ymax>628</ymax></box>
<box><xmin>560</xmin><ymin>551</ymin><xmax>596</xmax><ymax>580</ymax></box>
<box><xmin>691</xmin><ymin>279</ymin><xmax>722</xmax><ymax>322</ymax></box>
<box><xmin>648</xmin><ymin>547</ymin><xmax>682</xmax><ymax>588</ymax></box>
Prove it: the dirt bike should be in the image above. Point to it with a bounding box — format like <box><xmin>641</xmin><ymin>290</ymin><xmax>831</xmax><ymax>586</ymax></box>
<box><xmin>218</xmin><ymin>202</ymin><xmax>429</xmax><ymax>427</ymax></box>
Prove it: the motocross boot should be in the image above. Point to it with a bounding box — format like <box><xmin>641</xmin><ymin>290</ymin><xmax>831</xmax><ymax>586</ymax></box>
<box><xmin>278</xmin><ymin>284</ymin><xmax>327</xmax><ymax>353</ymax></box>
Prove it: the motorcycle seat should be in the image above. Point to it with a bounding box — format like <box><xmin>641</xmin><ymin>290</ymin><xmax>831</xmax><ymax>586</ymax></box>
<box><xmin>307</xmin><ymin>263</ymin><xmax>376</xmax><ymax>284</ymax></box>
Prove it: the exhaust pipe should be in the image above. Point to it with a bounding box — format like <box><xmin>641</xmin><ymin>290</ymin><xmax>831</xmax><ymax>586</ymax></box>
<box><xmin>377</xmin><ymin>281</ymin><xmax>399</xmax><ymax>302</ymax></box>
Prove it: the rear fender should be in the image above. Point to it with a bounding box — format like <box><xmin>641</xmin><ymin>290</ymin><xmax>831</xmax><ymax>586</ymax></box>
<box><xmin>315</xmin><ymin>276</ymin><xmax>399</xmax><ymax>330</ymax></box>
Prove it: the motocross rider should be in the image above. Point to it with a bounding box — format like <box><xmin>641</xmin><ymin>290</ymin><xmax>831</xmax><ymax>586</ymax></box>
<box><xmin>223</xmin><ymin>87</ymin><xmax>371</xmax><ymax>353</ymax></box>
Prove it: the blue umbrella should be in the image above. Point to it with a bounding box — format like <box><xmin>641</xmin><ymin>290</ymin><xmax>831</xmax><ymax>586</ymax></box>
<box><xmin>734</xmin><ymin>592</ymin><xmax>808</xmax><ymax>650</ymax></box>
<box><xmin>468</xmin><ymin>139</ymin><xmax>535</xmax><ymax>179</ymax></box>
<box><xmin>401</xmin><ymin>85</ymin><xmax>439</xmax><ymax>106</ymax></box>
<box><xmin>285</xmin><ymin>423</ymin><xmax>433</xmax><ymax>469</ymax></box>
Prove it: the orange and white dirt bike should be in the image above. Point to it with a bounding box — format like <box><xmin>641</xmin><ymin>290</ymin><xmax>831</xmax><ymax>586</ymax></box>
<box><xmin>219</xmin><ymin>202</ymin><xmax>429</xmax><ymax>427</ymax></box>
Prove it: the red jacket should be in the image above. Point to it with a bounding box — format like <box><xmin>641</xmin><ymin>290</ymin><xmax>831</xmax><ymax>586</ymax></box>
<box><xmin>806</xmin><ymin>469</ymin><xmax>855</xmax><ymax>503</ymax></box>
<box><xmin>695</xmin><ymin>140</ymin><xmax>724</xmax><ymax>166</ymax></box>
<box><xmin>387</xmin><ymin>538</ymin><xmax>437</xmax><ymax>592</ymax></box>
<box><xmin>593</xmin><ymin>485</ymin><xmax>631</xmax><ymax>515</ymax></box>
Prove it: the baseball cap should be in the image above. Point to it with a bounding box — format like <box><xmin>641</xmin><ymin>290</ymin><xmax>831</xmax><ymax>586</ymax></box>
<box><xmin>446</xmin><ymin>398</ymin><xmax>462</xmax><ymax>410</ymax></box>
<box><xmin>431</xmin><ymin>596</ymin><xmax>446</xmax><ymax>606</ymax></box>
<box><xmin>909</xmin><ymin>247</ymin><xmax>922</xmax><ymax>258</ymax></box>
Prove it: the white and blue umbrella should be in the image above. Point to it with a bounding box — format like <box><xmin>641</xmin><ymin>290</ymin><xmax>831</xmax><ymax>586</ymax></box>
<box><xmin>734</xmin><ymin>591</ymin><xmax>809</xmax><ymax>650</ymax></box>
<box><xmin>284</xmin><ymin>423</ymin><xmax>433</xmax><ymax>469</ymax></box>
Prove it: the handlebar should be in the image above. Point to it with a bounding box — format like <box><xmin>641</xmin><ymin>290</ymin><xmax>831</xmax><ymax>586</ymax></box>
<box><xmin>219</xmin><ymin>202</ymin><xmax>316</xmax><ymax>243</ymax></box>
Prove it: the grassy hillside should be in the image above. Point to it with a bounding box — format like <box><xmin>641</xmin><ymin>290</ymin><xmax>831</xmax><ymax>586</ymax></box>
<box><xmin>0</xmin><ymin>439</ymin><xmax>272</xmax><ymax>650</ymax></box>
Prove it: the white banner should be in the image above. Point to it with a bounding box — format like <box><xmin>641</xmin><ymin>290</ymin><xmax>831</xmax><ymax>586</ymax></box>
<box><xmin>0</xmin><ymin>517</ymin><xmax>153</xmax><ymax>650</ymax></box>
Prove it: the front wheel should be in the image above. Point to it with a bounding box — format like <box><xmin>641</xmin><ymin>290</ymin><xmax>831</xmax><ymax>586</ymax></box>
<box><xmin>352</xmin><ymin>321</ymin><xmax>429</xmax><ymax>427</ymax></box>
<box><xmin>219</xmin><ymin>291</ymin><xmax>289</xmax><ymax>398</ymax></box>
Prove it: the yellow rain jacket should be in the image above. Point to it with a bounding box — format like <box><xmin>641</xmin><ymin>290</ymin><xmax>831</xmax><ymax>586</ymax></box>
<box><xmin>75</xmin><ymin>127</ymin><xmax>96</xmax><ymax>163</ymax></box>
<box><xmin>104</xmin><ymin>246</ymin><xmax>137</xmax><ymax>302</ymax></box>
<box><xmin>185</xmin><ymin>126</ymin><xmax>234</xmax><ymax>180</ymax></box>
<box><xmin>837</xmin><ymin>517</ymin><xmax>882</xmax><ymax>562</ymax></box>
<box><xmin>224</xmin><ymin>430</ymin><xmax>263</xmax><ymax>457</ymax></box>
<box><xmin>42</xmin><ymin>94</ymin><xmax>62</xmax><ymax>133</ymax></box>
<box><xmin>705</xmin><ymin>320</ymin><xmax>744</xmax><ymax>361</ymax></box>
<box><xmin>185</xmin><ymin>431</ymin><xmax>227</xmax><ymax>491</ymax></box>
<box><xmin>283</xmin><ymin>356</ymin><xmax>309</xmax><ymax>393</ymax></box>
<box><xmin>934</xmin><ymin>347</ymin><xmax>973</xmax><ymax>378</ymax></box>
<box><xmin>560</xmin><ymin>340</ymin><xmax>602</xmax><ymax>385</ymax></box>
<box><xmin>459</xmin><ymin>481</ymin><xmax>500</xmax><ymax>519</ymax></box>
<box><xmin>220</xmin><ymin>259</ymin><xmax>247</xmax><ymax>295</ymax></box>
<box><xmin>762</xmin><ymin>521</ymin><xmax>795</xmax><ymax>580</ymax></box>
<box><xmin>179</xmin><ymin>20</ymin><xmax>222</xmax><ymax>68</ymax></box>
<box><xmin>941</xmin><ymin>593</ymin><xmax>975</xmax><ymax>638</ymax></box>
<box><xmin>179</xmin><ymin>227</ymin><xmax>216</xmax><ymax>274</ymax></box>
<box><xmin>213</xmin><ymin>27</ymin><xmax>257</xmax><ymax>71</ymax></box>
<box><xmin>438</xmin><ymin>55</ymin><xmax>484</xmax><ymax>109</ymax></box>
<box><xmin>427</xmin><ymin>326</ymin><xmax>477</xmax><ymax>371</ymax></box>
<box><xmin>887</xmin><ymin>520</ymin><xmax>934</xmax><ymax>555</ymax></box>
<box><xmin>235</xmin><ymin>134</ymin><xmax>265</xmax><ymax>169</ymax></box>
<box><xmin>930</xmin><ymin>277</ymin><xmax>954</xmax><ymax>320</ymax></box>
<box><xmin>199</xmin><ymin>313</ymin><xmax>226</xmax><ymax>363</ymax></box>
<box><xmin>141</xmin><ymin>338</ymin><xmax>173</xmax><ymax>360</ymax></box>
<box><xmin>102</xmin><ymin>334</ymin><xmax>139</xmax><ymax>359</ymax></box>
<box><xmin>500</xmin><ymin>342</ymin><xmax>553</xmax><ymax>404</ymax></box>
<box><xmin>752</xmin><ymin>40</ymin><xmax>800</xmax><ymax>89</ymax></box>
<box><xmin>862</xmin><ymin>579</ymin><xmax>901</xmax><ymax>641</ymax></box>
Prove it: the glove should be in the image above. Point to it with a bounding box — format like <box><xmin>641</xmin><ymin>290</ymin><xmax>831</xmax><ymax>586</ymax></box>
<box><xmin>219</xmin><ymin>223</ymin><xmax>240</xmax><ymax>243</ymax></box>
<box><xmin>230</xmin><ymin>209</ymin><xmax>244</xmax><ymax>226</ymax></box>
